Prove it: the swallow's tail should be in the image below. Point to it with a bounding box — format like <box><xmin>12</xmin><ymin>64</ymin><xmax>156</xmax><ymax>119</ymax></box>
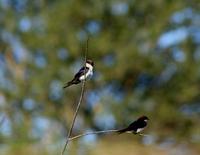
<box><xmin>117</xmin><ymin>128</ymin><xmax>128</xmax><ymax>134</ymax></box>
<box><xmin>63</xmin><ymin>78</ymin><xmax>81</xmax><ymax>88</ymax></box>
<box><xmin>63</xmin><ymin>81</ymin><xmax>74</xmax><ymax>88</ymax></box>
<box><xmin>63</xmin><ymin>82</ymin><xmax>72</xmax><ymax>88</ymax></box>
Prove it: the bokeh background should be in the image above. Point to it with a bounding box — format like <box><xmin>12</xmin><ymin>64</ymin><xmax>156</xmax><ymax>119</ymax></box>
<box><xmin>0</xmin><ymin>0</ymin><xmax>200</xmax><ymax>155</ymax></box>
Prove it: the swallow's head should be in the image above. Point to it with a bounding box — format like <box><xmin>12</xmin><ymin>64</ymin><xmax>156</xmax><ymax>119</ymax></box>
<box><xmin>138</xmin><ymin>116</ymin><xmax>149</xmax><ymax>122</ymax></box>
<box><xmin>86</xmin><ymin>59</ymin><xmax>94</xmax><ymax>66</ymax></box>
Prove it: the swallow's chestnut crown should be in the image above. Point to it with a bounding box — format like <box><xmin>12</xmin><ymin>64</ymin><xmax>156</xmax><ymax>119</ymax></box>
<box><xmin>86</xmin><ymin>59</ymin><xmax>94</xmax><ymax>66</ymax></box>
<box><xmin>138</xmin><ymin>115</ymin><xmax>149</xmax><ymax>121</ymax></box>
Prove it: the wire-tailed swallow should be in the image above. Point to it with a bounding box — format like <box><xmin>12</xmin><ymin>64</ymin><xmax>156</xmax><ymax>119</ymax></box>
<box><xmin>63</xmin><ymin>59</ymin><xmax>94</xmax><ymax>88</ymax></box>
<box><xmin>117</xmin><ymin>116</ymin><xmax>149</xmax><ymax>134</ymax></box>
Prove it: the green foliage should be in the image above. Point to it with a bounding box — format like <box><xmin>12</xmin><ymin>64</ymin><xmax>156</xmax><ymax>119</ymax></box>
<box><xmin>0</xmin><ymin>0</ymin><xmax>200</xmax><ymax>154</ymax></box>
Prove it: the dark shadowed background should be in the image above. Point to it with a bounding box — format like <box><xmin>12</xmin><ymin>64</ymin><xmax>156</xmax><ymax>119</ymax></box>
<box><xmin>0</xmin><ymin>0</ymin><xmax>199</xmax><ymax>155</ymax></box>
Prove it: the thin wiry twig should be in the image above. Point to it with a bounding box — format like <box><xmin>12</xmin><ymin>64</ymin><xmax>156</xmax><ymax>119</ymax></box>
<box><xmin>69</xmin><ymin>130</ymin><xmax>119</xmax><ymax>141</ymax></box>
<box><xmin>61</xmin><ymin>38</ymin><xmax>89</xmax><ymax>155</ymax></box>
<box><xmin>68</xmin><ymin>129</ymin><xmax>150</xmax><ymax>141</ymax></box>
<box><xmin>139</xmin><ymin>133</ymin><xmax>150</xmax><ymax>137</ymax></box>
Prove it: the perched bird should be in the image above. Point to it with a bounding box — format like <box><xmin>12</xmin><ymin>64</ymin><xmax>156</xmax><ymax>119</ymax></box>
<box><xmin>63</xmin><ymin>59</ymin><xmax>94</xmax><ymax>88</ymax></box>
<box><xmin>117</xmin><ymin>116</ymin><xmax>149</xmax><ymax>134</ymax></box>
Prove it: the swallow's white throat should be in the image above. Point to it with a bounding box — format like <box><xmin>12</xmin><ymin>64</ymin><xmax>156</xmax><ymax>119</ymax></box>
<box><xmin>79</xmin><ymin>63</ymin><xmax>93</xmax><ymax>81</ymax></box>
<box><xmin>86</xmin><ymin>63</ymin><xmax>93</xmax><ymax>70</ymax></box>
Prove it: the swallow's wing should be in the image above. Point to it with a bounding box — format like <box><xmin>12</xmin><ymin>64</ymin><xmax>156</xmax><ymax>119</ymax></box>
<box><xmin>129</xmin><ymin>120</ymin><xmax>147</xmax><ymax>130</ymax></box>
<box><xmin>118</xmin><ymin>121</ymin><xmax>138</xmax><ymax>134</ymax></box>
<box><xmin>128</xmin><ymin>121</ymin><xmax>138</xmax><ymax>130</ymax></box>
<box><xmin>74</xmin><ymin>67</ymin><xmax>89</xmax><ymax>79</ymax></box>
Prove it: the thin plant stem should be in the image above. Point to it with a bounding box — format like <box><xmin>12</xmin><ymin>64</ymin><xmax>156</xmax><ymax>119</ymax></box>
<box><xmin>68</xmin><ymin>129</ymin><xmax>150</xmax><ymax>142</ymax></box>
<box><xmin>139</xmin><ymin>133</ymin><xmax>150</xmax><ymax>137</ymax></box>
<box><xmin>61</xmin><ymin>38</ymin><xmax>89</xmax><ymax>155</ymax></box>
<box><xmin>69</xmin><ymin>130</ymin><xmax>119</xmax><ymax>141</ymax></box>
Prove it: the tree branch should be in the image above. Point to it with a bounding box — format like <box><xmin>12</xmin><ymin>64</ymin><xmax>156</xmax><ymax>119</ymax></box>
<box><xmin>61</xmin><ymin>38</ymin><xmax>89</xmax><ymax>155</ymax></box>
